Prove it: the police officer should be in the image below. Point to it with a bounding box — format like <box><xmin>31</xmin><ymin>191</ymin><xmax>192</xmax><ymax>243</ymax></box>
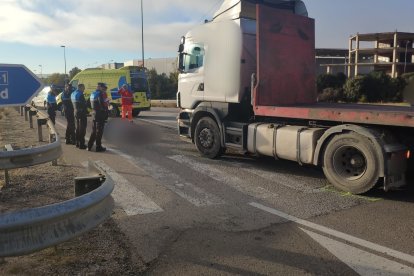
<box><xmin>87</xmin><ymin>82</ymin><xmax>109</xmax><ymax>152</ymax></box>
<box><xmin>61</xmin><ymin>83</ymin><xmax>76</xmax><ymax>144</ymax></box>
<box><xmin>46</xmin><ymin>85</ymin><xmax>58</xmax><ymax>124</ymax></box>
<box><xmin>71</xmin><ymin>84</ymin><xmax>88</xmax><ymax>149</ymax></box>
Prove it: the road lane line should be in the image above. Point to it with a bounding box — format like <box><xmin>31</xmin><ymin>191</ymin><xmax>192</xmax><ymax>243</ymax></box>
<box><xmin>301</xmin><ymin>228</ymin><xmax>414</xmax><ymax>275</ymax></box>
<box><xmin>108</xmin><ymin>149</ymin><xmax>225</xmax><ymax>207</ymax></box>
<box><xmin>93</xmin><ymin>160</ymin><xmax>164</xmax><ymax>216</ymax></box>
<box><xmin>242</xmin><ymin>167</ymin><xmax>323</xmax><ymax>194</ymax></box>
<box><xmin>249</xmin><ymin>202</ymin><xmax>414</xmax><ymax>265</ymax></box>
<box><xmin>168</xmin><ymin>155</ymin><xmax>281</xmax><ymax>200</ymax></box>
<box><xmin>138</xmin><ymin>118</ymin><xmax>176</xmax><ymax>130</ymax></box>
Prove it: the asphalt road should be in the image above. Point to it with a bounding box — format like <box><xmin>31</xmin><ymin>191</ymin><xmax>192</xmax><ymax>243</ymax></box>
<box><xmin>53</xmin><ymin>107</ymin><xmax>414</xmax><ymax>275</ymax></box>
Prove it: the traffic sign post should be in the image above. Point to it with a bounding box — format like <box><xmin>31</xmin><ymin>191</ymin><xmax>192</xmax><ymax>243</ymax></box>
<box><xmin>0</xmin><ymin>64</ymin><xmax>44</xmax><ymax>107</ymax></box>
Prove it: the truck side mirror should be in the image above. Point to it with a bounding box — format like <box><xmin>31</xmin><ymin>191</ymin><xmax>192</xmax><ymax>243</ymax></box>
<box><xmin>178</xmin><ymin>53</ymin><xmax>185</xmax><ymax>73</ymax></box>
<box><xmin>178</xmin><ymin>43</ymin><xmax>184</xmax><ymax>53</ymax></box>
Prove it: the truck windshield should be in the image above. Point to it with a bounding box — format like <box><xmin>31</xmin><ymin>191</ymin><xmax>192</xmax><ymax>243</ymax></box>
<box><xmin>183</xmin><ymin>43</ymin><xmax>205</xmax><ymax>72</ymax></box>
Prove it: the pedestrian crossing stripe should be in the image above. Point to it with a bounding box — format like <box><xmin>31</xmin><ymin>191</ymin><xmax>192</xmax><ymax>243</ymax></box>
<box><xmin>86</xmin><ymin>160</ymin><xmax>164</xmax><ymax>216</ymax></box>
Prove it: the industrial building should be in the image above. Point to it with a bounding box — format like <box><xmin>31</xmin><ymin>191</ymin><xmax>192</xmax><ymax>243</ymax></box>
<box><xmin>124</xmin><ymin>58</ymin><xmax>177</xmax><ymax>75</ymax></box>
<box><xmin>347</xmin><ymin>31</ymin><xmax>414</xmax><ymax>78</ymax></box>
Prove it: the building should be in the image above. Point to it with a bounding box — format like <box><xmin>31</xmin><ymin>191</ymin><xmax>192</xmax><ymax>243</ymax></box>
<box><xmin>98</xmin><ymin>62</ymin><xmax>124</xmax><ymax>70</ymax></box>
<box><xmin>316</xmin><ymin>49</ymin><xmax>348</xmax><ymax>75</ymax></box>
<box><xmin>317</xmin><ymin>49</ymin><xmax>373</xmax><ymax>76</ymax></box>
<box><xmin>347</xmin><ymin>32</ymin><xmax>414</xmax><ymax>78</ymax></box>
<box><xmin>124</xmin><ymin>58</ymin><xmax>177</xmax><ymax>75</ymax></box>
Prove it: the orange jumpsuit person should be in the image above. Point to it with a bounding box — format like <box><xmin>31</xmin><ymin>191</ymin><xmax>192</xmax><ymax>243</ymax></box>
<box><xmin>118</xmin><ymin>84</ymin><xmax>133</xmax><ymax>122</ymax></box>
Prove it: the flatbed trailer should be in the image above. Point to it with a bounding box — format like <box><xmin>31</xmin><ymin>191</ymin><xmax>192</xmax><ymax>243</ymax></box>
<box><xmin>254</xmin><ymin>103</ymin><xmax>414</xmax><ymax>128</ymax></box>
<box><xmin>176</xmin><ymin>0</ymin><xmax>413</xmax><ymax>194</ymax></box>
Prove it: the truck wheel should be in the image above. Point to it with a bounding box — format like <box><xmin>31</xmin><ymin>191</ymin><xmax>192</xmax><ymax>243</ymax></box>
<box><xmin>194</xmin><ymin>117</ymin><xmax>223</xmax><ymax>159</ymax></box>
<box><xmin>322</xmin><ymin>133</ymin><xmax>380</xmax><ymax>194</ymax></box>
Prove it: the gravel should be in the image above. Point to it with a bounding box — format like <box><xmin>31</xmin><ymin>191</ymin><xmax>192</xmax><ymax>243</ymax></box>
<box><xmin>0</xmin><ymin>107</ymin><xmax>146</xmax><ymax>275</ymax></box>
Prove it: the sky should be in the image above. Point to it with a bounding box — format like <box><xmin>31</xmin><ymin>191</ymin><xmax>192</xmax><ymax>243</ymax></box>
<box><xmin>0</xmin><ymin>0</ymin><xmax>413</xmax><ymax>75</ymax></box>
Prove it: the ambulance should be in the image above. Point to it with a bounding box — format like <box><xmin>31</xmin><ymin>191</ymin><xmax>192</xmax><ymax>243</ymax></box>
<box><xmin>68</xmin><ymin>66</ymin><xmax>151</xmax><ymax>117</ymax></box>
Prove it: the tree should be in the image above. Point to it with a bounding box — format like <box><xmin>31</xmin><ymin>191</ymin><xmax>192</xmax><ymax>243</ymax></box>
<box><xmin>147</xmin><ymin>68</ymin><xmax>179</xmax><ymax>99</ymax></box>
<box><xmin>45</xmin><ymin>73</ymin><xmax>66</xmax><ymax>87</ymax></box>
<box><xmin>317</xmin><ymin>73</ymin><xmax>347</xmax><ymax>93</ymax></box>
<box><xmin>343</xmin><ymin>72</ymin><xmax>407</xmax><ymax>103</ymax></box>
<box><xmin>147</xmin><ymin>68</ymin><xmax>159</xmax><ymax>98</ymax></box>
<box><xmin>69</xmin><ymin>67</ymin><xmax>82</xmax><ymax>81</ymax></box>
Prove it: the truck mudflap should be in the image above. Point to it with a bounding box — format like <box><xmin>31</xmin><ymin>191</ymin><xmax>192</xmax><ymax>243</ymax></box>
<box><xmin>383</xmin><ymin>144</ymin><xmax>408</xmax><ymax>191</ymax></box>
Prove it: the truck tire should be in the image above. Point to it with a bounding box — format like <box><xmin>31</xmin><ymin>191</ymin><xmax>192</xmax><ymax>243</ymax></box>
<box><xmin>194</xmin><ymin>117</ymin><xmax>223</xmax><ymax>159</ymax></box>
<box><xmin>322</xmin><ymin>133</ymin><xmax>380</xmax><ymax>194</ymax></box>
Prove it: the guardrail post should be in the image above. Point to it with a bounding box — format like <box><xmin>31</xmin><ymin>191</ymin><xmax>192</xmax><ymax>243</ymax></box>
<box><xmin>3</xmin><ymin>144</ymin><xmax>14</xmax><ymax>187</ymax></box>
<box><xmin>37</xmin><ymin>118</ymin><xmax>47</xmax><ymax>142</ymax></box>
<box><xmin>28</xmin><ymin>109</ymin><xmax>37</xmax><ymax>129</ymax></box>
<box><xmin>4</xmin><ymin>170</ymin><xmax>9</xmax><ymax>188</ymax></box>
<box><xmin>74</xmin><ymin>175</ymin><xmax>105</xmax><ymax>197</ymax></box>
<box><xmin>49</xmin><ymin>133</ymin><xmax>58</xmax><ymax>166</ymax></box>
<box><xmin>24</xmin><ymin>106</ymin><xmax>30</xmax><ymax>121</ymax></box>
<box><xmin>20</xmin><ymin>106</ymin><xmax>24</xmax><ymax>116</ymax></box>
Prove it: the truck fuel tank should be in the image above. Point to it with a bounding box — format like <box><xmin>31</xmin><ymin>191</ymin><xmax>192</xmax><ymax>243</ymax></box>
<box><xmin>247</xmin><ymin>123</ymin><xmax>325</xmax><ymax>164</ymax></box>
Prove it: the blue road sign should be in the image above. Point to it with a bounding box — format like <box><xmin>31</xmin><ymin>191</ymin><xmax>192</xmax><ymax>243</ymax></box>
<box><xmin>0</xmin><ymin>64</ymin><xmax>44</xmax><ymax>107</ymax></box>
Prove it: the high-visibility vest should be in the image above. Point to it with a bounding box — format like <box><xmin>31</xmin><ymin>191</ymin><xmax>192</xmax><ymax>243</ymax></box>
<box><xmin>119</xmin><ymin>88</ymin><xmax>133</xmax><ymax>105</ymax></box>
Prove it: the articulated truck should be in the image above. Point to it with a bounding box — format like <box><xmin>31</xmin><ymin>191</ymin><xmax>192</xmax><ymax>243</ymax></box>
<box><xmin>176</xmin><ymin>0</ymin><xmax>414</xmax><ymax>194</ymax></box>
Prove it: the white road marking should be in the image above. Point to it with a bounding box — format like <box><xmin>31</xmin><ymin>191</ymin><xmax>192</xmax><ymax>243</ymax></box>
<box><xmin>55</xmin><ymin>120</ymin><xmax>66</xmax><ymax>129</ymax></box>
<box><xmin>138</xmin><ymin>118</ymin><xmax>176</xmax><ymax>130</ymax></box>
<box><xmin>250</xmin><ymin>202</ymin><xmax>414</xmax><ymax>265</ymax></box>
<box><xmin>168</xmin><ymin>155</ymin><xmax>280</xmax><ymax>200</ymax></box>
<box><xmin>93</xmin><ymin>160</ymin><xmax>164</xmax><ymax>216</ymax></box>
<box><xmin>301</xmin><ymin>228</ymin><xmax>414</xmax><ymax>275</ymax></box>
<box><xmin>242</xmin><ymin>167</ymin><xmax>323</xmax><ymax>193</ymax></box>
<box><xmin>108</xmin><ymin>149</ymin><xmax>225</xmax><ymax>207</ymax></box>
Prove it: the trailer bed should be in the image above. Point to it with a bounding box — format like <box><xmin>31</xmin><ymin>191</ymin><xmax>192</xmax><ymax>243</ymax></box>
<box><xmin>255</xmin><ymin>103</ymin><xmax>414</xmax><ymax>128</ymax></box>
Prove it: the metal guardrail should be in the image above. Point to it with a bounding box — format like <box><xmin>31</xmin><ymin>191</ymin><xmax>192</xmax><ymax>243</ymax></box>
<box><xmin>0</xmin><ymin>106</ymin><xmax>62</xmax><ymax>171</ymax></box>
<box><xmin>0</xmin><ymin>161</ymin><xmax>115</xmax><ymax>257</ymax></box>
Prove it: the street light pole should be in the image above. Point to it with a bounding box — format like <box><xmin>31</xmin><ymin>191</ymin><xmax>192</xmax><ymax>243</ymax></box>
<box><xmin>141</xmin><ymin>0</ymin><xmax>145</xmax><ymax>68</ymax></box>
<box><xmin>60</xmin><ymin>45</ymin><xmax>67</xmax><ymax>81</ymax></box>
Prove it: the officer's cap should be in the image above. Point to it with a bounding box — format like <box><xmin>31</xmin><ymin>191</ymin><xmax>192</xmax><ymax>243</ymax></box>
<box><xmin>98</xmin><ymin>82</ymin><xmax>107</xmax><ymax>89</ymax></box>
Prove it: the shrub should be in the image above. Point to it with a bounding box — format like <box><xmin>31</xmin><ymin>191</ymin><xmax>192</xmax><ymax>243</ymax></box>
<box><xmin>343</xmin><ymin>72</ymin><xmax>407</xmax><ymax>103</ymax></box>
<box><xmin>343</xmin><ymin>76</ymin><xmax>365</xmax><ymax>102</ymax></box>
<box><xmin>402</xmin><ymin>72</ymin><xmax>414</xmax><ymax>81</ymax></box>
<box><xmin>318</xmin><ymin>87</ymin><xmax>343</xmax><ymax>103</ymax></box>
<box><xmin>316</xmin><ymin>73</ymin><xmax>347</xmax><ymax>93</ymax></box>
<box><xmin>389</xmin><ymin>77</ymin><xmax>406</xmax><ymax>102</ymax></box>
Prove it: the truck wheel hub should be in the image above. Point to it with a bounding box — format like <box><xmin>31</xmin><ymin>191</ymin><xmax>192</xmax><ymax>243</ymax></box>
<box><xmin>199</xmin><ymin>128</ymin><xmax>213</xmax><ymax>148</ymax></box>
<box><xmin>350</xmin><ymin>155</ymin><xmax>364</xmax><ymax>168</ymax></box>
<box><xmin>333</xmin><ymin>146</ymin><xmax>366</xmax><ymax>179</ymax></box>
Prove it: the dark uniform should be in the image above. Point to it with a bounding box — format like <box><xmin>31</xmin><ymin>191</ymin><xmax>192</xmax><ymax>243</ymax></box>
<box><xmin>62</xmin><ymin>84</ymin><xmax>76</xmax><ymax>144</ymax></box>
<box><xmin>71</xmin><ymin>84</ymin><xmax>88</xmax><ymax>149</ymax></box>
<box><xmin>88</xmin><ymin>83</ymin><xmax>108</xmax><ymax>152</ymax></box>
<box><xmin>46</xmin><ymin>87</ymin><xmax>57</xmax><ymax>124</ymax></box>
